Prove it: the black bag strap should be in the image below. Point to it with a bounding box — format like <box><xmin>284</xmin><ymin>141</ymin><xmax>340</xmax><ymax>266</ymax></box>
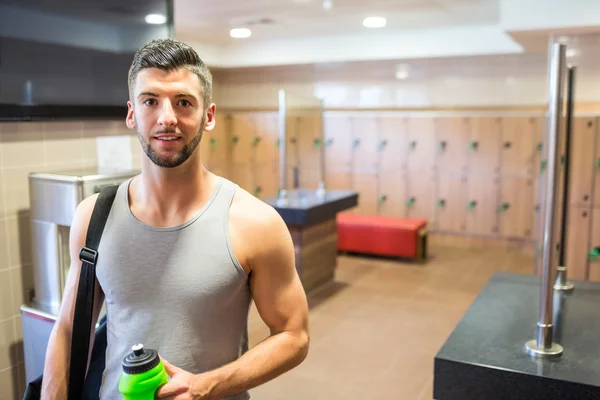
<box><xmin>68</xmin><ymin>184</ymin><xmax>119</xmax><ymax>400</ymax></box>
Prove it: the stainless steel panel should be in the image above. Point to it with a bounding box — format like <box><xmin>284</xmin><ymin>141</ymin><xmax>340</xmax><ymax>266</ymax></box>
<box><xmin>29</xmin><ymin>179</ymin><xmax>83</xmax><ymax>226</ymax></box>
<box><xmin>31</xmin><ymin>221</ymin><xmax>63</xmax><ymax>310</ymax></box>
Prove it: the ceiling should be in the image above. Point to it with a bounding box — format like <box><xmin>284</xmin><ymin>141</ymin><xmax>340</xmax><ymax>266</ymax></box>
<box><xmin>174</xmin><ymin>0</ymin><xmax>600</xmax><ymax>69</ymax></box>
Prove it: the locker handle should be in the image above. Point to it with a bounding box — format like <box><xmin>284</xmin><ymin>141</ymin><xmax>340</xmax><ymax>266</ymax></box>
<box><xmin>378</xmin><ymin>195</ymin><xmax>387</xmax><ymax>205</ymax></box>
<box><xmin>313</xmin><ymin>138</ymin><xmax>322</xmax><ymax>148</ymax></box>
<box><xmin>352</xmin><ymin>138</ymin><xmax>360</xmax><ymax>148</ymax></box>
<box><xmin>290</xmin><ymin>137</ymin><xmax>297</xmax><ymax>144</ymax></box>
<box><xmin>497</xmin><ymin>202</ymin><xmax>510</xmax><ymax>213</ymax></box>
<box><xmin>537</xmin><ymin>142</ymin><xmax>543</xmax><ymax>152</ymax></box>
<box><xmin>540</xmin><ymin>160</ymin><xmax>547</xmax><ymax>171</ymax></box>
<box><xmin>467</xmin><ymin>200</ymin><xmax>477</xmax><ymax>210</ymax></box>
<box><xmin>210</xmin><ymin>138</ymin><xmax>217</xmax><ymax>149</ymax></box>
<box><xmin>409</xmin><ymin>140</ymin><xmax>417</xmax><ymax>150</ymax></box>
<box><xmin>470</xmin><ymin>141</ymin><xmax>479</xmax><ymax>151</ymax></box>
<box><xmin>232</xmin><ymin>136</ymin><xmax>239</xmax><ymax>144</ymax></box>
<box><xmin>378</xmin><ymin>139</ymin><xmax>388</xmax><ymax>151</ymax></box>
<box><xmin>326</xmin><ymin>138</ymin><xmax>334</xmax><ymax>147</ymax></box>
<box><xmin>589</xmin><ymin>247</ymin><xmax>600</xmax><ymax>262</ymax></box>
<box><xmin>596</xmin><ymin>159</ymin><xmax>600</xmax><ymax>169</ymax></box>
<box><xmin>253</xmin><ymin>186</ymin><xmax>262</xmax><ymax>197</ymax></box>
<box><xmin>407</xmin><ymin>197</ymin><xmax>416</xmax><ymax>206</ymax></box>
<box><xmin>560</xmin><ymin>155</ymin><xmax>565</xmax><ymax>168</ymax></box>
<box><xmin>503</xmin><ymin>141</ymin><xmax>511</xmax><ymax>149</ymax></box>
<box><xmin>252</xmin><ymin>137</ymin><xmax>261</xmax><ymax>146</ymax></box>
<box><xmin>276</xmin><ymin>138</ymin><xmax>280</xmax><ymax>147</ymax></box>
<box><xmin>437</xmin><ymin>199</ymin><xmax>446</xmax><ymax>207</ymax></box>
<box><xmin>439</xmin><ymin>141</ymin><xmax>447</xmax><ymax>151</ymax></box>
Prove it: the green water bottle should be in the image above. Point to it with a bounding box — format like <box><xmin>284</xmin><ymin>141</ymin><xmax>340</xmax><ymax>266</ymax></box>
<box><xmin>118</xmin><ymin>343</ymin><xmax>169</xmax><ymax>399</ymax></box>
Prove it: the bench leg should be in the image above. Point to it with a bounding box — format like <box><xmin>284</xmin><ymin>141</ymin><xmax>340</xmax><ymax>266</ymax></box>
<box><xmin>416</xmin><ymin>228</ymin><xmax>428</xmax><ymax>263</ymax></box>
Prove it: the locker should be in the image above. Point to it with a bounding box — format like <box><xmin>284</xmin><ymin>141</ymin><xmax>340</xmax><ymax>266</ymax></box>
<box><xmin>564</xmin><ymin>207</ymin><xmax>592</xmax><ymax>281</ymax></box>
<box><xmin>254</xmin><ymin>162</ymin><xmax>278</xmax><ymax>199</ymax></box>
<box><xmin>589</xmin><ymin>209</ymin><xmax>600</xmax><ymax>282</ymax></box>
<box><xmin>230</xmin><ymin>162</ymin><xmax>253</xmax><ymax>193</ymax></box>
<box><xmin>378</xmin><ymin>116</ymin><xmax>407</xmax><ymax>173</ymax></box>
<box><xmin>568</xmin><ymin>118</ymin><xmax>596</xmax><ymax>207</ymax></box>
<box><xmin>377</xmin><ymin>170</ymin><xmax>407</xmax><ymax>218</ymax></box>
<box><xmin>325</xmin><ymin>170</ymin><xmax>352</xmax><ymax>191</ymax></box>
<box><xmin>285</xmin><ymin>116</ymin><xmax>300</xmax><ymax>169</ymax></box>
<box><xmin>435</xmin><ymin>117</ymin><xmax>470</xmax><ymax>175</ymax></box>
<box><xmin>468</xmin><ymin>117</ymin><xmax>502</xmax><ymax>176</ymax></box>
<box><xmin>351</xmin><ymin>117</ymin><xmax>379</xmax><ymax>174</ymax></box>
<box><xmin>436</xmin><ymin>174</ymin><xmax>468</xmax><ymax>232</ymax></box>
<box><xmin>500</xmin><ymin>117</ymin><xmax>539</xmax><ymax>176</ymax></box>
<box><xmin>406</xmin><ymin>172</ymin><xmax>436</xmax><ymax>222</ymax></box>
<box><xmin>498</xmin><ymin>177</ymin><xmax>535</xmax><ymax>238</ymax></box>
<box><xmin>406</xmin><ymin>118</ymin><xmax>436</xmax><ymax>173</ymax></box>
<box><xmin>323</xmin><ymin>115</ymin><xmax>353</xmax><ymax>172</ymax></box>
<box><xmin>466</xmin><ymin>176</ymin><xmax>500</xmax><ymax>236</ymax></box>
<box><xmin>254</xmin><ymin>112</ymin><xmax>279</xmax><ymax>168</ymax></box>
<box><xmin>352</xmin><ymin>172</ymin><xmax>378</xmax><ymax>215</ymax></box>
<box><xmin>230</xmin><ymin>114</ymin><xmax>256</xmax><ymax>165</ymax></box>
<box><xmin>299</xmin><ymin>166</ymin><xmax>321</xmax><ymax>189</ymax></box>
<box><xmin>296</xmin><ymin>112</ymin><xmax>323</xmax><ymax>171</ymax></box>
<box><xmin>202</xmin><ymin>114</ymin><xmax>230</xmax><ymax>173</ymax></box>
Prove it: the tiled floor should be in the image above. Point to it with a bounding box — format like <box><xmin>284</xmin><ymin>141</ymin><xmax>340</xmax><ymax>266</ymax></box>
<box><xmin>248</xmin><ymin>239</ymin><xmax>535</xmax><ymax>399</ymax></box>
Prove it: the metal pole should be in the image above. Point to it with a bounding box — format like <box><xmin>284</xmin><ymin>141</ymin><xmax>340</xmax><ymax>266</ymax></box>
<box><xmin>555</xmin><ymin>65</ymin><xmax>576</xmax><ymax>292</ymax></box>
<box><xmin>525</xmin><ymin>42</ymin><xmax>566</xmax><ymax>359</ymax></box>
<box><xmin>316</xmin><ymin>98</ymin><xmax>327</xmax><ymax>199</ymax></box>
<box><xmin>277</xmin><ymin>89</ymin><xmax>288</xmax><ymax>206</ymax></box>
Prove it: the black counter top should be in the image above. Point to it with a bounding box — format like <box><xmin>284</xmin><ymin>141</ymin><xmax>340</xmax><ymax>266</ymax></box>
<box><xmin>262</xmin><ymin>188</ymin><xmax>358</xmax><ymax>226</ymax></box>
<box><xmin>434</xmin><ymin>272</ymin><xmax>600</xmax><ymax>400</ymax></box>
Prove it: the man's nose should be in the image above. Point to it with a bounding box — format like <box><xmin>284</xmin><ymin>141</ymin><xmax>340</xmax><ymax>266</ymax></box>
<box><xmin>157</xmin><ymin>100</ymin><xmax>177</xmax><ymax>128</ymax></box>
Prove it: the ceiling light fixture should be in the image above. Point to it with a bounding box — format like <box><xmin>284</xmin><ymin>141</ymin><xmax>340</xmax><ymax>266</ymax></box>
<box><xmin>323</xmin><ymin>0</ymin><xmax>333</xmax><ymax>10</ymax></box>
<box><xmin>145</xmin><ymin>14</ymin><xmax>167</xmax><ymax>24</ymax></box>
<box><xmin>395</xmin><ymin>64</ymin><xmax>410</xmax><ymax>80</ymax></box>
<box><xmin>363</xmin><ymin>16</ymin><xmax>386</xmax><ymax>28</ymax></box>
<box><xmin>230</xmin><ymin>28</ymin><xmax>252</xmax><ymax>39</ymax></box>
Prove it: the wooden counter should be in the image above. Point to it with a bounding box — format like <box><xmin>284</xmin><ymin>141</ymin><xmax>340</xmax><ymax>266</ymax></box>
<box><xmin>262</xmin><ymin>188</ymin><xmax>358</xmax><ymax>293</ymax></box>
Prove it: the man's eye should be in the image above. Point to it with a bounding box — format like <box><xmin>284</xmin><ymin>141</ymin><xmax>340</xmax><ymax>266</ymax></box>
<box><xmin>178</xmin><ymin>100</ymin><xmax>192</xmax><ymax>107</ymax></box>
<box><xmin>144</xmin><ymin>99</ymin><xmax>157</xmax><ymax>106</ymax></box>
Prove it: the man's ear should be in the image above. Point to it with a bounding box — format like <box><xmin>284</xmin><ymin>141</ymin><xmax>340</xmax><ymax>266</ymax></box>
<box><xmin>203</xmin><ymin>103</ymin><xmax>217</xmax><ymax>132</ymax></box>
<box><xmin>126</xmin><ymin>101</ymin><xmax>136</xmax><ymax>130</ymax></box>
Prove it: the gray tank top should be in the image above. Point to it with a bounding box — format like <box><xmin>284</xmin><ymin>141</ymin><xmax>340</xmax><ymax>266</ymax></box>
<box><xmin>95</xmin><ymin>176</ymin><xmax>252</xmax><ymax>399</ymax></box>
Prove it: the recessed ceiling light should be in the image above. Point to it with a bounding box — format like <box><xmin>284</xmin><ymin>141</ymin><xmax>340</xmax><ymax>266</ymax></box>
<box><xmin>363</xmin><ymin>16</ymin><xmax>386</xmax><ymax>28</ymax></box>
<box><xmin>230</xmin><ymin>28</ymin><xmax>252</xmax><ymax>39</ymax></box>
<box><xmin>145</xmin><ymin>14</ymin><xmax>166</xmax><ymax>24</ymax></box>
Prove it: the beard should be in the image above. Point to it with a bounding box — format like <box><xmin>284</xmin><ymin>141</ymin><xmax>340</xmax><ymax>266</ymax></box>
<box><xmin>137</xmin><ymin>114</ymin><xmax>206</xmax><ymax>169</ymax></box>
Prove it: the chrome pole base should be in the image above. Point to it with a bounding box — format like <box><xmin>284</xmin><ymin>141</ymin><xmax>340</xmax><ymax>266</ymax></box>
<box><xmin>525</xmin><ymin>339</ymin><xmax>563</xmax><ymax>359</ymax></box>
<box><xmin>276</xmin><ymin>189</ymin><xmax>289</xmax><ymax>207</ymax></box>
<box><xmin>554</xmin><ymin>265</ymin><xmax>575</xmax><ymax>292</ymax></box>
<box><xmin>315</xmin><ymin>181</ymin><xmax>327</xmax><ymax>200</ymax></box>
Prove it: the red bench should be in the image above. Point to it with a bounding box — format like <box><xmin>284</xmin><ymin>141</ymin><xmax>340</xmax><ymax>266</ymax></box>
<box><xmin>336</xmin><ymin>212</ymin><xmax>428</xmax><ymax>262</ymax></box>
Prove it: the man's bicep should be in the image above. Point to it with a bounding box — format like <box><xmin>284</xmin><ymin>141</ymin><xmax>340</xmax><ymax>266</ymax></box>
<box><xmin>249</xmin><ymin>214</ymin><xmax>309</xmax><ymax>336</ymax></box>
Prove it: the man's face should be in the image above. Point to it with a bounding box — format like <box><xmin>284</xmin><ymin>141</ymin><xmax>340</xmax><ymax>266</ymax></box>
<box><xmin>126</xmin><ymin>67</ymin><xmax>215</xmax><ymax>168</ymax></box>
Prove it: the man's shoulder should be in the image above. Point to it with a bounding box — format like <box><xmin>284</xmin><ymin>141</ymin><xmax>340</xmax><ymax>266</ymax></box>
<box><xmin>229</xmin><ymin>186</ymin><xmax>284</xmax><ymax>232</ymax></box>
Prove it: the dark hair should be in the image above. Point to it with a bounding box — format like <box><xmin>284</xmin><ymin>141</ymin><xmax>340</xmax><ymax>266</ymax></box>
<box><xmin>128</xmin><ymin>38</ymin><xmax>212</xmax><ymax>109</ymax></box>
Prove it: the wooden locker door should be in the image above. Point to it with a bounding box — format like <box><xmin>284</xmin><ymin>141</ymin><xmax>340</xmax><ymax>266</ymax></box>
<box><xmin>325</xmin><ymin>170</ymin><xmax>352</xmax><ymax>191</ymax></box>
<box><xmin>436</xmin><ymin>175</ymin><xmax>468</xmax><ymax>233</ymax></box>
<box><xmin>589</xmin><ymin>208</ymin><xmax>600</xmax><ymax>282</ymax></box>
<box><xmin>568</xmin><ymin>117</ymin><xmax>595</xmax><ymax>207</ymax></box>
<box><xmin>435</xmin><ymin>117</ymin><xmax>470</xmax><ymax>175</ymax></box>
<box><xmin>230</xmin><ymin>114</ymin><xmax>255</xmax><ymax>165</ymax></box>
<box><xmin>230</xmin><ymin>164</ymin><xmax>253</xmax><ymax>193</ymax></box>
<box><xmin>406</xmin><ymin>172</ymin><xmax>436</xmax><ymax>222</ymax></box>
<box><xmin>285</xmin><ymin>116</ymin><xmax>300</xmax><ymax>171</ymax></box>
<box><xmin>377</xmin><ymin>170</ymin><xmax>407</xmax><ymax>218</ymax></box>
<box><xmin>500</xmin><ymin>117</ymin><xmax>539</xmax><ymax>176</ymax></box>
<box><xmin>468</xmin><ymin>117</ymin><xmax>502</xmax><ymax>175</ymax></box>
<box><xmin>299</xmin><ymin>167</ymin><xmax>321</xmax><ymax>189</ymax></box>
<box><xmin>498</xmin><ymin>177</ymin><xmax>535</xmax><ymax>238</ymax></box>
<box><xmin>254</xmin><ymin>112</ymin><xmax>279</xmax><ymax>169</ymax></box>
<box><xmin>378</xmin><ymin>116</ymin><xmax>407</xmax><ymax>173</ymax></box>
<box><xmin>296</xmin><ymin>113</ymin><xmax>322</xmax><ymax>172</ymax></box>
<box><xmin>564</xmin><ymin>207</ymin><xmax>592</xmax><ymax>281</ymax></box>
<box><xmin>406</xmin><ymin>118</ymin><xmax>436</xmax><ymax>174</ymax></box>
<box><xmin>466</xmin><ymin>176</ymin><xmax>500</xmax><ymax>235</ymax></box>
<box><xmin>352</xmin><ymin>172</ymin><xmax>378</xmax><ymax>215</ymax></box>
<box><xmin>351</xmin><ymin>117</ymin><xmax>379</xmax><ymax>174</ymax></box>
<box><xmin>323</xmin><ymin>115</ymin><xmax>353</xmax><ymax>172</ymax></box>
<box><xmin>253</xmin><ymin>163</ymin><xmax>277</xmax><ymax>199</ymax></box>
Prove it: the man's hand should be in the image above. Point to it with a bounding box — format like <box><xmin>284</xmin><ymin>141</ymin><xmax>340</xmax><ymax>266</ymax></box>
<box><xmin>155</xmin><ymin>358</ymin><xmax>216</xmax><ymax>400</ymax></box>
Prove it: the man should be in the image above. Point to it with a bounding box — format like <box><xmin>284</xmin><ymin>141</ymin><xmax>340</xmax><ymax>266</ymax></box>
<box><xmin>41</xmin><ymin>38</ymin><xmax>310</xmax><ymax>399</ymax></box>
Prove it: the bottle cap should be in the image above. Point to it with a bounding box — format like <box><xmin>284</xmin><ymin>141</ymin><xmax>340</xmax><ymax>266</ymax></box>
<box><xmin>122</xmin><ymin>343</ymin><xmax>161</xmax><ymax>374</ymax></box>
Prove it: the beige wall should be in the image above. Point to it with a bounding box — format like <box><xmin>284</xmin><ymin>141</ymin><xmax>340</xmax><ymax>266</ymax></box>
<box><xmin>0</xmin><ymin>119</ymin><xmax>141</xmax><ymax>398</ymax></box>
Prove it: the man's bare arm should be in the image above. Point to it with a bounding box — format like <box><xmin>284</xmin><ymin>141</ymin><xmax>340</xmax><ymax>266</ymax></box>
<box><xmin>41</xmin><ymin>194</ymin><xmax>106</xmax><ymax>399</ymax></box>
<box><xmin>191</xmin><ymin>202</ymin><xmax>310</xmax><ymax>398</ymax></box>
